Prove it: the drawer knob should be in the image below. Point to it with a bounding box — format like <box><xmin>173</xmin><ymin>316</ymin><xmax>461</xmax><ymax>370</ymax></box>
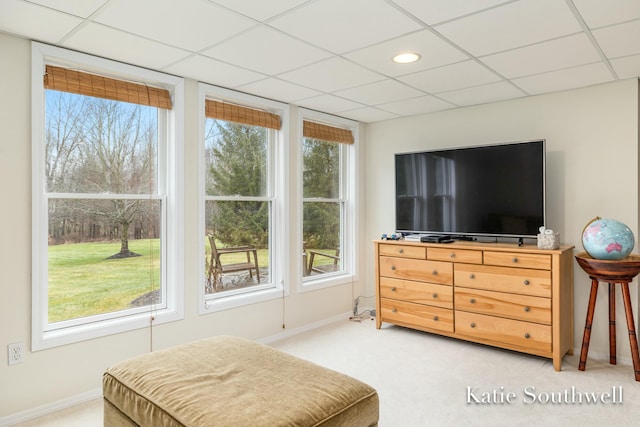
<box><xmin>524</xmin><ymin>306</ymin><xmax>530</xmax><ymax>312</ymax></box>
<box><xmin>512</xmin><ymin>257</ymin><xmax>518</xmax><ymax>263</ymax></box>
<box><xmin>450</xmin><ymin>253</ymin><xmax>455</xmax><ymax>258</ymax></box>
<box><xmin>398</xmin><ymin>249</ymin><xmax>404</xmax><ymax>254</ymax></box>
<box><xmin>391</xmin><ymin>265</ymin><xmax>396</xmax><ymax>271</ymax></box>
<box><xmin>432</xmin><ymin>293</ymin><xmax>438</xmax><ymax>299</ymax></box>
<box><xmin>470</xmin><ymin>322</ymin><xmax>476</xmax><ymax>328</ymax></box>
<box><xmin>470</xmin><ymin>298</ymin><xmax>476</xmax><ymax>304</ymax></box>
<box><xmin>523</xmin><ymin>279</ymin><xmax>530</xmax><ymax>285</ymax></box>
<box><xmin>391</xmin><ymin>287</ymin><xmax>397</xmax><ymax>292</ymax></box>
<box><xmin>433</xmin><ymin>316</ymin><xmax>439</xmax><ymax>321</ymax></box>
<box><xmin>432</xmin><ymin>270</ymin><xmax>438</xmax><ymax>275</ymax></box>
<box><xmin>392</xmin><ymin>308</ymin><xmax>397</xmax><ymax>313</ymax></box>
<box><xmin>524</xmin><ymin>333</ymin><xmax>531</xmax><ymax>339</ymax></box>
<box><xmin>469</xmin><ymin>274</ymin><xmax>475</xmax><ymax>279</ymax></box>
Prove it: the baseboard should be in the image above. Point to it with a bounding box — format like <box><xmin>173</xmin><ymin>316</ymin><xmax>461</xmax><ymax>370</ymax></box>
<box><xmin>575</xmin><ymin>347</ymin><xmax>634</xmax><ymax>367</ymax></box>
<box><xmin>0</xmin><ymin>387</ymin><xmax>102</xmax><ymax>427</ymax></box>
<box><xmin>257</xmin><ymin>311</ymin><xmax>352</xmax><ymax>345</ymax></box>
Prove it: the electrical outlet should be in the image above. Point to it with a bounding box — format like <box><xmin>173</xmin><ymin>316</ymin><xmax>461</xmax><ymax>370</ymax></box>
<box><xmin>8</xmin><ymin>342</ymin><xmax>25</xmax><ymax>366</ymax></box>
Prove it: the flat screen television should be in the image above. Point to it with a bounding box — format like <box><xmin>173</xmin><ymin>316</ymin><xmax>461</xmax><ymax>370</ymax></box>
<box><xmin>395</xmin><ymin>140</ymin><xmax>545</xmax><ymax>240</ymax></box>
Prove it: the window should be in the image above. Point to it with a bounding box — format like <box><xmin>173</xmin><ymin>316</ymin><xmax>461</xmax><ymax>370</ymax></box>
<box><xmin>301</xmin><ymin>111</ymin><xmax>357</xmax><ymax>288</ymax></box>
<box><xmin>200</xmin><ymin>85</ymin><xmax>287</xmax><ymax>312</ymax></box>
<box><xmin>32</xmin><ymin>43</ymin><xmax>184</xmax><ymax>349</ymax></box>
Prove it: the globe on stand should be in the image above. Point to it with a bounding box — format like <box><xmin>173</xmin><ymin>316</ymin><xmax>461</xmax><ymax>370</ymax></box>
<box><xmin>582</xmin><ymin>218</ymin><xmax>635</xmax><ymax>260</ymax></box>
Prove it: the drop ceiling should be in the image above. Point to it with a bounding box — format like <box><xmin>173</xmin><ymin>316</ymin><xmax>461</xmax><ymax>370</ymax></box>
<box><xmin>1</xmin><ymin>0</ymin><xmax>639</xmax><ymax>123</ymax></box>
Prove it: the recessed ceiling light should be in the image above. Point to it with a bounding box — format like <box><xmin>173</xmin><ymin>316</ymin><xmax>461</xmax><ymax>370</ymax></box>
<box><xmin>392</xmin><ymin>52</ymin><xmax>421</xmax><ymax>64</ymax></box>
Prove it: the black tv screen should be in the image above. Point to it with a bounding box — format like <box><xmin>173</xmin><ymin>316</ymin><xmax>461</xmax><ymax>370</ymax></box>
<box><xmin>395</xmin><ymin>140</ymin><xmax>545</xmax><ymax>239</ymax></box>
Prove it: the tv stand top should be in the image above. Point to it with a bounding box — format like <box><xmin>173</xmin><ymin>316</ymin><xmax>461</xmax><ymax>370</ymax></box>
<box><xmin>400</xmin><ymin>234</ymin><xmax>537</xmax><ymax>246</ymax></box>
<box><xmin>376</xmin><ymin>238</ymin><xmax>573</xmax><ymax>254</ymax></box>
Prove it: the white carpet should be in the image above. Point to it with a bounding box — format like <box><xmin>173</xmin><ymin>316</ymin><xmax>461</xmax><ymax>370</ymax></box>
<box><xmin>271</xmin><ymin>319</ymin><xmax>640</xmax><ymax>427</ymax></box>
<box><xmin>15</xmin><ymin>317</ymin><xmax>640</xmax><ymax>426</ymax></box>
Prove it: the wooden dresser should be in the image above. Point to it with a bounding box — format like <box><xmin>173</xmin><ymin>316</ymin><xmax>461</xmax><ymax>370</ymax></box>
<box><xmin>374</xmin><ymin>240</ymin><xmax>574</xmax><ymax>371</ymax></box>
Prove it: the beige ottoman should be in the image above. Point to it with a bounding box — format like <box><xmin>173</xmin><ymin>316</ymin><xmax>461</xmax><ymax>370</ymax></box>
<box><xmin>103</xmin><ymin>336</ymin><xmax>379</xmax><ymax>426</ymax></box>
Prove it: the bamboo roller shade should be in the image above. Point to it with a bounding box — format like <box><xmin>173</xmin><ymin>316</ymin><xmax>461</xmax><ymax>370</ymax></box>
<box><xmin>205</xmin><ymin>99</ymin><xmax>282</xmax><ymax>130</ymax></box>
<box><xmin>44</xmin><ymin>65</ymin><xmax>172</xmax><ymax>109</ymax></box>
<box><xmin>303</xmin><ymin>120</ymin><xmax>354</xmax><ymax>144</ymax></box>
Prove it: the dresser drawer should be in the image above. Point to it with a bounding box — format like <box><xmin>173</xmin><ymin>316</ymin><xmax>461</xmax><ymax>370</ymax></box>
<box><xmin>379</xmin><ymin>244</ymin><xmax>426</xmax><ymax>259</ymax></box>
<box><xmin>381</xmin><ymin>298</ymin><xmax>453</xmax><ymax>333</ymax></box>
<box><xmin>380</xmin><ymin>256</ymin><xmax>453</xmax><ymax>285</ymax></box>
<box><xmin>428</xmin><ymin>247</ymin><xmax>482</xmax><ymax>264</ymax></box>
<box><xmin>455</xmin><ymin>311</ymin><xmax>551</xmax><ymax>353</ymax></box>
<box><xmin>454</xmin><ymin>264</ymin><xmax>551</xmax><ymax>298</ymax></box>
<box><xmin>380</xmin><ymin>277</ymin><xmax>453</xmax><ymax>309</ymax></box>
<box><xmin>484</xmin><ymin>251</ymin><xmax>551</xmax><ymax>270</ymax></box>
<box><xmin>454</xmin><ymin>288</ymin><xmax>551</xmax><ymax>325</ymax></box>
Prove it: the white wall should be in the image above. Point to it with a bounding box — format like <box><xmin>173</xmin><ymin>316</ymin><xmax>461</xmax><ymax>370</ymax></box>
<box><xmin>2</xmin><ymin>27</ymin><xmax>638</xmax><ymax>419</ymax></box>
<box><xmin>0</xmin><ymin>33</ymin><xmax>366</xmax><ymax>420</ymax></box>
<box><xmin>364</xmin><ymin>78</ymin><xmax>639</xmax><ymax>366</ymax></box>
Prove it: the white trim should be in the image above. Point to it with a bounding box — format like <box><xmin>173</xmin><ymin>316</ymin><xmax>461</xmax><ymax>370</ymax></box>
<box><xmin>197</xmin><ymin>83</ymin><xmax>290</xmax><ymax>315</ymax></box>
<box><xmin>31</xmin><ymin>42</ymin><xmax>184</xmax><ymax>350</ymax></box>
<box><xmin>203</xmin><ymin>287</ymin><xmax>286</xmax><ymax>312</ymax></box>
<box><xmin>257</xmin><ymin>311</ymin><xmax>351</xmax><ymax>344</ymax></box>
<box><xmin>0</xmin><ymin>388</ymin><xmax>102</xmax><ymax>427</ymax></box>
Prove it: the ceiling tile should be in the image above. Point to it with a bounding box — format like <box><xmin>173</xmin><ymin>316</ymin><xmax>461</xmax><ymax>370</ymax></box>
<box><xmin>593</xmin><ymin>20</ymin><xmax>640</xmax><ymax>59</ymax></box>
<box><xmin>162</xmin><ymin>54</ymin><xmax>265</xmax><ymax>88</ymax></box>
<box><xmin>0</xmin><ymin>0</ymin><xmax>82</xmax><ymax>43</ymax></box>
<box><xmin>512</xmin><ymin>62</ymin><xmax>615</xmax><ymax>95</ymax></box>
<box><xmin>344</xmin><ymin>29</ymin><xmax>468</xmax><ymax>77</ymax></box>
<box><xmin>437</xmin><ymin>81</ymin><xmax>525</xmax><ymax>106</ymax></box>
<box><xmin>610</xmin><ymin>54</ymin><xmax>640</xmax><ymax>79</ymax></box>
<box><xmin>236</xmin><ymin>78</ymin><xmax>321</xmax><ymax>103</ymax></box>
<box><xmin>93</xmin><ymin>0</ymin><xmax>256</xmax><ymax>52</ymax></box>
<box><xmin>278</xmin><ymin>57</ymin><xmax>384</xmax><ymax>92</ymax></box>
<box><xmin>338</xmin><ymin>107</ymin><xmax>399</xmax><ymax>123</ymax></box>
<box><xmin>573</xmin><ymin>0</ymin><xmax>640</xmax><ymax>28</ymax></box>
<box><xmin>202</xmin><ymin>26</ymin><xmax>331</xmax><ymax>75</ymax></box>
<box><xmin>435</xmin><ymin>0</ymin><xmax>582</xmax><ymax>56</ymax></box>
<box><xmin>269</xmin><ymin>0</ymin><xmax>422</xmax><ymax>54</ymax></box>
<box><xmin>334</xmin><ymin>80</ymin><xmax>425</xmax><ymax>105</ymax></box>
<box><xmin>377</xmin><ymin>95</ymin><xmax>455</xmax><ymax>116</ymax></box>
<box><xmin>481</xmin><ymin>33</ymin><xmax>601</xmax><ymax>79</ymax></box>
<box><xmin>1</xmin><ymin>0</ymin><xmax>639</xmax><ymax>123</ymax></box>
<box><xmin>296</xmin><ymin>94</ymin><xmax>366</xmax><ymax>114</ymax></box>
<box><xmin>27</xmin><ymin>0</ymin><xmax>108</xmax><ymax>18</ymax></box>
<box><xmin>210</xmin><ymin>0</ymin><xmax>308</xmax><ymax>22</ymax></box>
<box><xmin>398</xmin><ymin>60</ymin><xmax>500</xmax><ymax>93</ymax></box>
<box><xmin>390</xmin><ymin>0</ymin><xmax>511</xmax><ymax>25</ymax></box>
<box><xmin>63</xmin><ymin>23</ymin><xmax>191</xmax><ymax>70</ymax></box>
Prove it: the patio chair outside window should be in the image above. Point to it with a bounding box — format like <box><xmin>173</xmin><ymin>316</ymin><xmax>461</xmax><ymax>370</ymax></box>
<box><xmin>207</xmin><ymin>235</ymin><xmax>260</xmax><ymax>286</ymax></box>
<box><xmin>306</xmin><ymin>249</ymin><xmax>340</xmax><ymax>276</ymax></box>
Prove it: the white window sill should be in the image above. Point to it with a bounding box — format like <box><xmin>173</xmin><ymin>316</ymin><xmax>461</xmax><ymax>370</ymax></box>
<box><xmin>33</xmin><ymin>308</ymin><xmax>183</xmax><ymax>351</ymax></box>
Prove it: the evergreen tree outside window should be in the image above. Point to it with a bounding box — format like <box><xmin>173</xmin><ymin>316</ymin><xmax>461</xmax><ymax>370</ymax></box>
<box><xmin>302</xmin><ymin>117</ymin><xmax>355</xmax><ymax>280</ymax></box>
<box><xmin>202</xmin><ymin>97</ymin><xmax>281</xmax><ymax>302</ymax></box>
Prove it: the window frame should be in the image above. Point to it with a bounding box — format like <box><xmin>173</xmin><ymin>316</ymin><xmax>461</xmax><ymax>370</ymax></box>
<box><xmin>198</xmin><ymin>84</ymin><xmax>289</xmax><ymax>314</ymax></box>
<box><xmin>299</xmin><ymin>109</ymin><xmax>359</xmax><ymax>292</ymax></box>
<box><xmin>31</xmin><ymin>42</ymin><xmax>184</xmax><ymax>350</ymax></box>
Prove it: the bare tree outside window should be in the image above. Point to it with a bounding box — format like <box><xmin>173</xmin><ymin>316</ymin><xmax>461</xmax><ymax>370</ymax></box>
<box><xmin>45</xmin><ymin>90</ymin><xmax>162</xmax><ymax>323</ymax></box>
